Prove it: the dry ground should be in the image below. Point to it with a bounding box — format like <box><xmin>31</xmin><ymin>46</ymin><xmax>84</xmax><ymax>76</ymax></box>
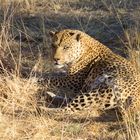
<box><xmin>0</xmin><ymin>0</ymin><xmax>140</xmax><ymax>139</ymax></box>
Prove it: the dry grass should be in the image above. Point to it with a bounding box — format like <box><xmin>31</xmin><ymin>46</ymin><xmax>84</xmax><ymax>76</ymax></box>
<box><xmin>0</xmin><ymin>0</ymin><xmax>140</xmax><ymax>139</ymax></box>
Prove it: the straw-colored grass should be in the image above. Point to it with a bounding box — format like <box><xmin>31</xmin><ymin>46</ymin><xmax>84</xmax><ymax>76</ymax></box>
<box><xmin>0</xmin><ymin>0</ymin><xmax>140</xmax><ymax>139</ymax></box>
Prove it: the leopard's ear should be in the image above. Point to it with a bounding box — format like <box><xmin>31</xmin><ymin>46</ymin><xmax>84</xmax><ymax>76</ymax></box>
<box><xmin>76</xmin><ymin>33</ymin><xmax>81</xmax><ymax>41</ymax></box>
<box><xmin>49</xmin><ymin>31</ymin><xmax>56</xmax><ymax>37</ymax></box>
<box><xmin>69</xmin><ymin>32</ymin><xmax>75</xmax><ymax>36</ymax></box>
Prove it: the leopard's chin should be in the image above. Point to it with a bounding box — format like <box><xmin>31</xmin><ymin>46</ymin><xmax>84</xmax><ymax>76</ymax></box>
<box><xmin>55</xmin><ymin>64</ymin><xmax>64</xmax><ymax>69</ymax></box>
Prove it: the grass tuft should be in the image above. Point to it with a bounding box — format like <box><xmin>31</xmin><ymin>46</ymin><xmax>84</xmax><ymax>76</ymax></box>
<box><xmin>0</xmin><ymin>0</ymin><xmax>140</xmax><ymax>139</ymax></box>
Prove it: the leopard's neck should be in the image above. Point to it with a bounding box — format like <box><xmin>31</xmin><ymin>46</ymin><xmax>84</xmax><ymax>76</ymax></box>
<box><xmin>68</xmin><ymin>38</ymin><xmax>111</xmax><ymax>75</ymax></box>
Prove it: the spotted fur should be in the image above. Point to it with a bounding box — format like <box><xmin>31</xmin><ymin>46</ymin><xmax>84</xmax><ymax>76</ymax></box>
<box><xmin>40</xmin><ymin>29</ymin><xmax>140</xmax><ymax>115</ymax></box>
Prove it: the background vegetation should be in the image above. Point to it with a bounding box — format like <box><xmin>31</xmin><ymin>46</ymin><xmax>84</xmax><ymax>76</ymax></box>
<box><xmin>0</xmin><ymin>0</ymin><xmax>140</xmax><ymax>139</ymax></box>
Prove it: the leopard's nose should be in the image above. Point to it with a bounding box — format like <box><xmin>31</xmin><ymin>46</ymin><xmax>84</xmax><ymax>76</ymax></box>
<box><xmin>54</xmin><ymin>58</ymin><xmax>60</xmax><ymax>65</ymax></box>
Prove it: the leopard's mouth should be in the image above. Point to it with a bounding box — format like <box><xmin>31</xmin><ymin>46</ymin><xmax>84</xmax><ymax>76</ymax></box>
<box><xmin>54</xmin><ymin>62</ymin><xmax>69</xmax><ymax>73</ymax></box>
<box><xmin>53</xmin><ymin>58</ymin><xmax>73</xmax><ymax>71</ymax></box>
<box><xmin>54</xmin><ymin>64</ymin><xmax>65</xmax><ymax>69</ymax></box>
<box><xmin>54</xmin><ymin>60</ymin><xmax>64</xmax><ymax>68</ymax></box>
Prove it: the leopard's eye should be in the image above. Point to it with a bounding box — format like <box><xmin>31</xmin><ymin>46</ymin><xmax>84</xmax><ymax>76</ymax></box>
<box><xmin>63</xmin><ymin>45</ymin><xmax>69</xmax><ymax>50</ymax></box>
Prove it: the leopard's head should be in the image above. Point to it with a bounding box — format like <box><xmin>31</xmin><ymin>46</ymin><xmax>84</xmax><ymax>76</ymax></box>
<box><xmin>50</xmin><ymin>29</ymin><xmax>87</xmax><ymax>68</ymax></box>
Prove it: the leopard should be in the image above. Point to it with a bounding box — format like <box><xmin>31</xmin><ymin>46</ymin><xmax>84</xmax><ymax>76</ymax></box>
<box><xmin>39</xmin><ymin>29</ymin><xmax>140</xmax><ymax>116</ymax></box>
